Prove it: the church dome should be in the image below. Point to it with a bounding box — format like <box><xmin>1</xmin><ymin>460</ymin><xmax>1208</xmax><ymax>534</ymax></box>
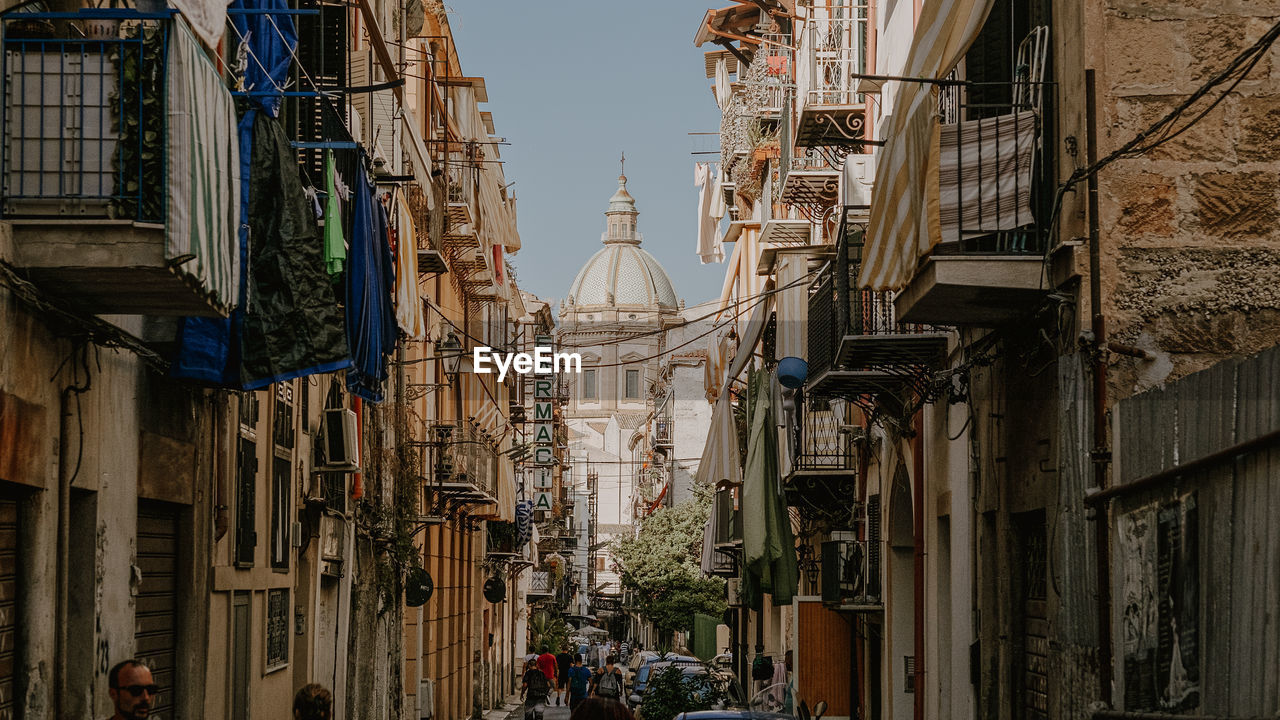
<box><xmin>565</xmin><ymin>173</ymin><xmax>679</xmax><ymax>310</ymax></box>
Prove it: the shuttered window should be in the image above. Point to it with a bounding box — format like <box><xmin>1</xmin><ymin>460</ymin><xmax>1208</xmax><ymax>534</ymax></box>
<box><xmin>0</xmin><ymin>496</ymin><xmax>18</xmax><ymax>720</ymax></box>
<box><xmin>135</xmin><ymin>502</ymin><xmax>179</xmax><ymax>720</ymax></box>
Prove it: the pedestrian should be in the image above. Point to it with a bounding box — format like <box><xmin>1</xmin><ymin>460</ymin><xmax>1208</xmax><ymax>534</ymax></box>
<box><xmin>619</xmin><ymin>640</ymin><xmax>630</xmax><ymax>663</ymax></box>
<box><xmin>590</xmin><ymin>655</ymin><xmax>625</xmax><ymax>702</ymax></box>
<box><xmin>567</xmin><ymin>653</ymin><xmax>593</xmax><ymax>710</ymax></box>
<box><xmin>569</xmin><ymin>697</ymin><xmax>635</xmax><ymax>720</ymax></box>
<box><xmin>537</xmin><ymin>646</ymin><xmax>558</xmax><ymax>689</ymax></box>
<box><xmin>106</xmin><ymin>659</ymin><xmax>157</xmax><ymax>720</ymax></box>
<box><xmin>294</xmin><ymin>683</ymin><xmax>333</xmax><ymax>720</ymax></box>
<box><xmin>555</xmin><ymin>643</ymin><xmax>574</xmax><ymax>706</ymax></box>
<box><xmin>521</xmin><ymin>659</ymin><xmax>550</xmax><ymax>720</ymax></box>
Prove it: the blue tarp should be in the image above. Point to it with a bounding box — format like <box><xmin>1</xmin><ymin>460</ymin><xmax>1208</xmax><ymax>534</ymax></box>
<box><xmin>344</xmin><ymin>167</ymin><xmax>398</xmax><ymax>402</ymax></box>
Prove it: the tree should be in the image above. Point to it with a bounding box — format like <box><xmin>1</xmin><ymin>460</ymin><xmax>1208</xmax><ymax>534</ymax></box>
<box><xmin>612</xmin><ymin>496</ymin><xmax>726</xmax><ymax>641</ymax></box>
<box><xmin>641</xmin><ymin>664</ymin><xmax>725</xmax><ymax>720</ymax></box>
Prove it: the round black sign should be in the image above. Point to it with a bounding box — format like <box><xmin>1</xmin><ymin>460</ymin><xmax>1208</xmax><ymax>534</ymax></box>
<box><xmin>483</xmin><ymin>576</ymin><xmax>507</xmax><ymax>603</ymax></box>
<box><xmin>406</xmin><ymin>568</ymin><xmax>434</xmax><ymax>608</ymax></box>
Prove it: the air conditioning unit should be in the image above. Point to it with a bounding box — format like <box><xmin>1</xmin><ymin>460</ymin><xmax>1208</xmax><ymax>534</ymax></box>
<box><xmin>321</xmin><ymin>408</ymin><xmax>360</xmax><ymax>471</ymax></box>
<box><xmin>417</xmin><ymin>678</ymin><xmax>435</xmax><ymax>719</ymax></box>
<box><xmin>726</xmin><ymin>577</ymin><xmax>742</xmax><ymax>607</ymax></box>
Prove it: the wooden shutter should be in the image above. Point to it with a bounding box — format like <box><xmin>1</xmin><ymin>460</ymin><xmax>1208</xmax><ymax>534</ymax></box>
<box><xmin>0</xmin><ymin>496</ymin><xmax>18</xmax><ymax>720</ymax></box>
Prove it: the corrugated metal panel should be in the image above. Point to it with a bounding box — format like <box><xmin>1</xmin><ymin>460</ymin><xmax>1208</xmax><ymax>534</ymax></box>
<box><xmin>0</xmin><ymin>497</ymin><xmax>17</xmax><ymax>720</ymax></box>
<box><xmin>1114</xmin><ymin>345</ymin><xmax>1280</xmax><ymax>715</ymax></box>
<box><xmin>136</xmin><ymin>502</ymin><xmax>179</xmax><ymax>720</ymax></box>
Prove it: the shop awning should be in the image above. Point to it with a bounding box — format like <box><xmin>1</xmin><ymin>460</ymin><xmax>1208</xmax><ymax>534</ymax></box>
<box><xmin>857</xmin><ymin>0</ymin><xmax>995</xmax><ymax>291</ymax></box>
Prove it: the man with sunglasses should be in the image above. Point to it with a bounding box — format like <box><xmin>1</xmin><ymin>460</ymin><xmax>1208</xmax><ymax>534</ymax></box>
<box><xmin>107</xmin><ymin>659</ymin><xmax>158</xmax><ymax>720</ymax></box>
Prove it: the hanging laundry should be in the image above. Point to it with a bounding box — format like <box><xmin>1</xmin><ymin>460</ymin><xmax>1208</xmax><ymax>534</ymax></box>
<box><xmin>393</xmin><ymin>188</ymin><xmax>426</xmax><ymax>339</ymax></box>
<box><xmin>695</xmin><ymin>162</ymin><xmax>724</xmax><ymax>264</ymax></box>
<box><xmin>323</xmin><ymin>149</ymin><xmax>347</xmax><ymax>275</ymax></box>
<box><xmin>345</xmin><ymin>163</ymin><xmax>399</xmax><ymax>402</ymax></box>
<box><xmin>239</xmin><ymin>111</ymin><xmax>351</xmax><ymax>388</ymax></box>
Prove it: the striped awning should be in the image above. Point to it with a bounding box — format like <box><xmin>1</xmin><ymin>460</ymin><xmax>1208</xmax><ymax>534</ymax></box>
<box><xmin>857</xmin><ymin>0</ymin><xmax>995</xmax><ymax>291</ymax></box>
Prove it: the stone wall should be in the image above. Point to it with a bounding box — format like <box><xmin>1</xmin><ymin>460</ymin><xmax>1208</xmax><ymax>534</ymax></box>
<box><xmin>1094</xmin><ymin>0</ymin><xmax>1280</xmax><ymax>396</ymax></box>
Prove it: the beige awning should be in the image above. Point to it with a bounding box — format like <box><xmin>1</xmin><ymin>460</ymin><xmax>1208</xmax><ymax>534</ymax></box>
<box><xmin>858</xmin><ymin>0</ymin><xmax>996</xmax><ymax>291</ymax></box>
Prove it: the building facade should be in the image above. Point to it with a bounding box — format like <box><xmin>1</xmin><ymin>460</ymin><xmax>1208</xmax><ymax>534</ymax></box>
<box><xmin>0</xmin><ymin>0</ymin><xmax>533</xmax><ymax>717</ymax></box>
<box><xmin>694</xmin><ymin>2</ymin><xmax>1280</xmax><ymax>720</ymax></box>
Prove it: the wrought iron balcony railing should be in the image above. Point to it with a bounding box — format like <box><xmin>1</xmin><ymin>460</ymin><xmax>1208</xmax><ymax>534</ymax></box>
<box><xmin>806</xmin><ymin>229</ymin><xmax>948</xmax><ymax>390</ymax></box>
<box><xmin>794</xmin><ymin>4</ymin><xmax>869</xmax><ymax>146</ymax></box>
<box><xmin>790</xmin><ymin>396</ymin><xmax>854</xmax><ymax>472</ymax></box>
<box><xmin>428</xmin><ymin>422</ymin><xmax>499</xmax><ymax>503</ymax></box>
<box><xmin>2</xmin><ymin>13</ymin><xmax>170</xmax><ymax>221</ymax></box>
<box><xmin>529</xmin><ymin>570</ymin><xmax>553</xmax><ymax>595</ymax></box>
<box><xmin>821</xmin><ymin>537</ymin><xmax>881</xmax><ymax>610</ymax></box>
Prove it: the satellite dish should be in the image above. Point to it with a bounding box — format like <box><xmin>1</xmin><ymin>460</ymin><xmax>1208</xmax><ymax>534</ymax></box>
<box><xmin>406</xmin><ymin>568</ymin><xmax>434</xmax><ymax>607</ymax></box>
<box><xmin>484</xmin><ymin>576</ymin><xmax>507</xmax><ymax>603</ymax></box>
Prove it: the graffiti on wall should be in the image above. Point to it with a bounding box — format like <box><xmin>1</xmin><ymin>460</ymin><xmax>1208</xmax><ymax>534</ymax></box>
<box><xmin>1118</xmin><ymin>493</ymin><xmax>1199</xmax><ymax>712</ymax></box>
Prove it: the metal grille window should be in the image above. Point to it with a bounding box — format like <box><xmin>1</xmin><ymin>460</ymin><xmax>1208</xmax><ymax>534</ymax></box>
<box><xmin>582</xmin><ymin>369</ymin><xmax>597</xmax><ymax>400</ymax></box>
<box><xmin>271</xmin><ymin>457</ymin><xmax>290</xmax><ymax>570</ymax></box>
<box><xmin>235</xmin><ymin>438</ymin><xmax>258</xmax><ymax>567</ymax></box>
<box><xmin>265</xmin><ymin>588</ymin><xmax>289</xmax><ymax>670</ymax></box>
<box><xmin>272</xmin><ymin>382</ymin><xmax>295</xmax><ymax>451</ymax></box>
<box><xmin>625</xmin><ymin>370</ymin><xmax>640</xmax><ymax>399</ymax></box>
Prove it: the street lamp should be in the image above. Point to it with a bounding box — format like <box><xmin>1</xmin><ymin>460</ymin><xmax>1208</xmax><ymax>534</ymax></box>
<box><xmin>439</xmin><ymin>331</ymin><xmax>463</xmax><ymax>384</ymax></box>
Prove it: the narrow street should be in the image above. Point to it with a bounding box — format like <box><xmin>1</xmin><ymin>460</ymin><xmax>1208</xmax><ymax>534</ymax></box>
<box><xmin>0</xmin><ymin>0</ymin><xmax>1279</xmax><ymax>719</ymax></box>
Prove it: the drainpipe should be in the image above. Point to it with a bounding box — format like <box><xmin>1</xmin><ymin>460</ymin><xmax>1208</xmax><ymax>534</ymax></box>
<box><xmin>1085</xmin><ymin>68</ymin><xmax>1114</xmax><ymax>707</ymax></box>
<box><xmin>912</xmin><ymin>412</ymin><xmax>925</xmax><ymax>720</ymax></box>
<box><xmin>57</xmin><ymin>359</ymin><xmax>90</xmax><ymax>719</ymax></box>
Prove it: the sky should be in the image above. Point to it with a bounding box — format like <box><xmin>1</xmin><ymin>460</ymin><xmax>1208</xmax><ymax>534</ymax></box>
<box><xmin>447</xmin><ymin>0</ymin><xmax>730</xmax><ymax>310</ymax></box>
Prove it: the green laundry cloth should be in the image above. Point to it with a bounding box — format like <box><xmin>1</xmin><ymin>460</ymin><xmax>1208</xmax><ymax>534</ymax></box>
<box><xmin>323</xmin><ymin>149</ymin><xmax>347</xmax><ymax>275</ymax></box>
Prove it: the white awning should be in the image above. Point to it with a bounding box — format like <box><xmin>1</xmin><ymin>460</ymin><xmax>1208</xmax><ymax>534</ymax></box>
<box><xmin>858</xmin><ymin>0</ymin><xmax>996</xmax><ymax>291</ymax></box>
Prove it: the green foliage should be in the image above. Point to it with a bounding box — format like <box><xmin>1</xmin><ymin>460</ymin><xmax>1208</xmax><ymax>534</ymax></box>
<box><xmin>641</xmin><ymin>665</ymin><xmax>724</xmax><ymax>720</ymax></box>
<box><xmin>528</xmin><ymin>611</ymin><xmax>570</xmax><ymax>654</ymax></box>
<box><xmin>109</xmin><ymin>23</ymin><xmax>165</xmax><ymax>221</ymax></box>
<box><xmin>612</xmin><ymin>497</ymin><xmax>726</xmax><ymax>639</ymax></box>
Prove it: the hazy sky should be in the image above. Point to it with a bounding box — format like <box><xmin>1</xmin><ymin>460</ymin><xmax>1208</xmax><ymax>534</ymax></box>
<box><xmin>448</xmin><ymin>0</ymin><xmax>731</xmax><ymax>310</ymax></box>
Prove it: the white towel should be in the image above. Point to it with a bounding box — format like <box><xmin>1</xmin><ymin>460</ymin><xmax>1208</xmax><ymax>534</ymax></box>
<box><xmin>393</xmin><ymin>189</ymin><xmax>426</xmax><ymax>339</ymax></box>
<box><xmin>696</xmin><ymin>163</ymin><xmax>725</xmax><ymax>264</ymax></box>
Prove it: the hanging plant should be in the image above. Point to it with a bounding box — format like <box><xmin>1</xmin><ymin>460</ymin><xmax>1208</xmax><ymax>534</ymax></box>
<box><xmin>108</xmin><ymin>22</ymin><xmax>166</xmax><ymax>222</ymax></box>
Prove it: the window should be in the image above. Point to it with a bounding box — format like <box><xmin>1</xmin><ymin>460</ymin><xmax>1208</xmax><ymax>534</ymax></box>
<box><xmin>625</xmin><ymin>370</ymin><xmax>640</xmax><ymax>400</ymax></box>
<box><xmin>270</xmin><ymin>457</ymin><xmax>290</xmax><ymax>570</ymax></box>
<box><xmin>582</xmin><ymin>369</ymin><xmax>597</xmax><ymax>400</ymax></box>
<box><xmin>266</xmin><ymin>588</ymin><xmax>289</xmax><ymax>670</ymax></box>
<box><xmin>596</xmin><ymin>557</ymin><xmax>606</xmax><ymax>572</ymax></box>
<box><xmin>235</xmin><ymin>437</ymin><xmax>257</xmax><ymax>567</ymax></box>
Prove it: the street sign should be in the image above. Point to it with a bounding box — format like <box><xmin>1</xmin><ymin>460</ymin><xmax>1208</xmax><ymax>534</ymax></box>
<box><xmin>534</xmin><ymin>447</ymin><xmax>553</xmax><ymax>465</ymax></box>
<box><xmin>533</xmin><ymin>401</ymin><xmax>553</xmax><ymax>421</ymax></box>
<box><xmin>533</xmin><ymin>468</ymin><xmax>553</xmax><ymax>489</ymax></box>
<box><xmin>533</xmin><ymin>423</ymin><xmax>553</xmax><ymax>444</ymax></box>
<box><xmin>534</xmin><ymin>378</ymin><xmax>553</xmax><ymax>399</ymax></box>
<box><xmin>533</xmin><ymin>491</ymin><xmax>553</xmax><ymax>512</ymax></box>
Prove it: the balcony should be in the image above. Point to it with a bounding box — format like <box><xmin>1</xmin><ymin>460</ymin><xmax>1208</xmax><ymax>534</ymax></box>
<box><xmin>443</xmin><ymin>161</ymin><xmax>479</xmax><ymax>250</ymax></box>
<box><xmin>654</xmin><ymin>419</ymin><xmax>673</xmax><ymax>448</ymax></box>
<box><xmin>821</xmin><ymin>537</ymin><xmax>881</xmax><ymax>611</ymax></box>
<box><xmin>427</xmin><ymin>423</ymin><xmax>499</xmax><ymax>505</ymax></box>
<box><xmin>795</xmin><ymin>5</ymin><xmax>869</xmax><ymax>147</ymax></box>
<box><xmin>779</xmin><ymin>153</ymin><xmax>840</xmax><ymax>211</ymax></box>
<box><xmin>742</xmin><ymin>34</ymin><xmax>792</xmax><ymax>122</ymax></box>
<box><xmin>528</xmin><ymin>570</ymin><xmax>554</xmax><ymax>597</ymax></box>
<box><xmin>893</xmin><ymin>89</ymin><xmax>1050</xmax><ymax>326</ymax></box>
<box><xmin>486</xmin><ymin>521</ymin><xmax>521</xmax><ymax>558</ymax></box>
<box><xmin>1</xmin><ymin>11</ymin><xmax>239</xmax><ymax>317</ymax></box>
<box><xmin>784</xmin><ymin>396</ymin><xmax>858</xmax><ymax>523</ymax></box>
<box><xmin>708</xmin><ymin>486</ymin><xmax>740</xmax><ymax>578</ymax></box>
<box><xmin>806</xmin><ymin>232</ymin><xmax>948</xmax><ymax>398</ymax></box>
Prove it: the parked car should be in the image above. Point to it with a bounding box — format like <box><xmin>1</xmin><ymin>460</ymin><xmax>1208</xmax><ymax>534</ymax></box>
<box><xmin>629</xmin><ymin>656</ymin><xmax>704</xmax><ymax>708</ymax></box>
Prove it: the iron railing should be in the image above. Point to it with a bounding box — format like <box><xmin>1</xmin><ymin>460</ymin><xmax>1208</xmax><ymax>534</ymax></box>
<box><xmin>430</xmin><ymin>422</ymin><xmax>499</xmax><ymax>500</ymax></box>
<box><xmin>713</xmin><ymin>486</ymin><xmax>742</xmax><ymax>547</ymax></box>
<box><xmin>529</xmin><ymin>570</ymin><xmax>553</xmax><ymax>595</ymax></box>
<box><xmin>800</xmin><ymin>4</ymin><xmax>869</xmax><ymax>107</ymax></box>
<box><xmin>2</xmin><ymin>12</ymin><xmax>171</xmax><ymax>221</ymax></box>
<box><xmin>807</xmin><ymin>230</ymin><xmax>945</xmax><ymax>377</ymax></box>
<box><xmin>654</xmin><ymin>419</ymin><xmax>672</xmax><ymax>446</ymax></box>
<box><xmin>791</xmin><ymin>395</ymin><xmax>854</xmax><ymax>471</ymax></box>
<box><xmin>821</xmin><ymin>537</ymin><xmax>881</xmax><ymax>609</ymax></box>
<box><xmin>744</xmin><ymin>33</ymin><xmax>792</xmax><ymax>116</ymax></box>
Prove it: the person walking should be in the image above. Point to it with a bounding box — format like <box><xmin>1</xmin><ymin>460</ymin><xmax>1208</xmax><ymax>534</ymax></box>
<box><xmin>590</xmin><ymin>655</ymin><xmax>625</xmax><ymax>703</ymax></box>
<box><xmin>537</xmin><ymin>647</ymin><xmax>559</xmax><ymax>690</ymax></box>
<box><xmin>294</xmin><ymin>683</ymin><xmax>333</xmax><ymax>720</ymax></box>
<box><xmin>522</xmin><ymin>659</ymin><xmax>551</xmax><ymax>720</ymax></box>
<box><xmin>567</xmin><ymin>653</ymin><xmax>593</xmax><ymax>711</ymax></box>
<box><xmin>555</xmin><ymin>644</ymin><xmax>574</xmax><ymax>706</ymax></box>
